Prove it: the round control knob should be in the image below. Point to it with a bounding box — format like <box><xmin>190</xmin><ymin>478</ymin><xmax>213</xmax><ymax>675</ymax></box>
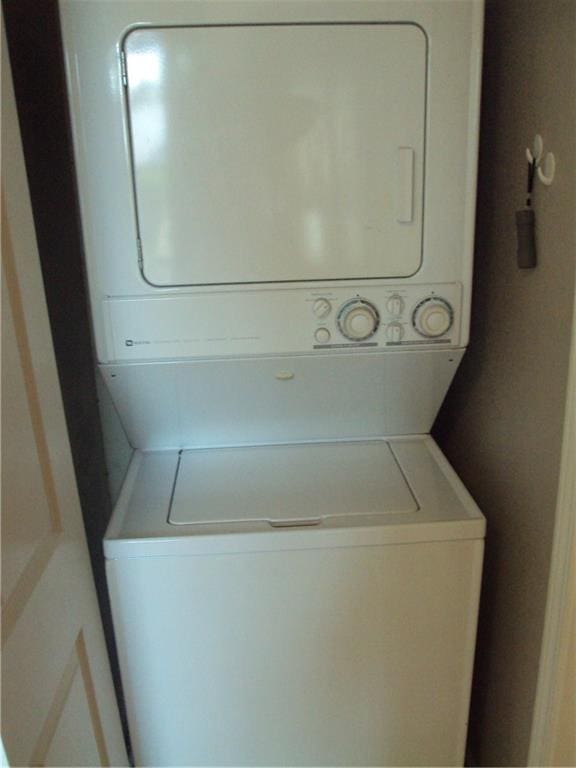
<box><xmin>312</xmin><ymin>298</ymin><xmax>332</xmax><ymax>319</ymax></box>
<box><xmin>412</xmin><ymin>297</ymin><xmax>454</xmax><ymax>338</ymax></box>
<box><xmin>314</xmin><ymin>327</ymin><xmax>331</xmax><ymax>344</ymax></box>
<box><xmin>386</xmin><ymin>294</ymin><xmax>405</xmax><ymax>317</ymax></box>
<box><xmin>386</xmin><ymin>322</ymin><xmax>404</xmax><ymax>343</ymax></box>
<box><xmin>337</xmin><ymin>299</ymin><xmax>380</xmax><ymax>341</ymax></box>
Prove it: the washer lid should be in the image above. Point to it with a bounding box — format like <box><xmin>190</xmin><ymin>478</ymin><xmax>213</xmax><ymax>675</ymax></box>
<box><xmin>168</xmin><ymin>441</ymin><xmax>418</xmax><ymax>526</ymax></box>
<box><xmin>125</xmin><ymin>23</ymin><xmax>426</xmax><ymax>287</ymax></box>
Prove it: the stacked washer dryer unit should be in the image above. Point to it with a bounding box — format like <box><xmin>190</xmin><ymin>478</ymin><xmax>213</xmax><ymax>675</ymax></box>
<box><xmin>60</xmin><ymin>1</ymin><xmax>485</xmax><ymax>766</ymax></box>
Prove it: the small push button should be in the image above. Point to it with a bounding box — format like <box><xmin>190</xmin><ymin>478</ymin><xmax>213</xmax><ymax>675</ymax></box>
<box><xmin>386</xmin><ymin>294</ymin><xmax>405</xmax><ymax>316</ymax></box>
<box><xmin>314</xmin><ymin>327</ymin><xmax>331</xmax><ymax>344</ymax></box>
<box><xmin>386</xmin><ymin>322</ymin><xmax>404</xmax><ymax>342</ymax></box>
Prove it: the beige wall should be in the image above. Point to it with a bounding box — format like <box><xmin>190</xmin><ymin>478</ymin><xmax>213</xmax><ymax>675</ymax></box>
<box><xmin>550</xmin><ymin>588</ymin><xmax>575</xmax><ymax>766</ymax></box>
<box><xmin>434</xmin><ymin>0</ymin><xmax>576</xmax><ymax>765</ymax></box>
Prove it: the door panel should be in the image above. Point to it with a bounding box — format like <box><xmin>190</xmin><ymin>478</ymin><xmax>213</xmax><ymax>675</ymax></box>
<box><xmin>1</xmin><ymin>21</ymin><xmax>128</xmax><ymax>767</ymax></box>
<box><xmin>32</xmin><ymin>634</ymin><xmax>104</xmax><ymax>768</ymax></box>
<box><xmin>1</xmin><ymin>272</ymin><xmax>61</xmax><ymax>607</ymax></box>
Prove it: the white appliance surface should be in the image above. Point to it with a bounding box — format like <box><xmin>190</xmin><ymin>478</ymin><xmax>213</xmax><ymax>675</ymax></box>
<box><xmin>126</xmin><ymin>23</ymin><xmax>426</xmax><ymax>287</ymax></box>
<box><xmin>106</xmin><ymin>282</ymin><xmax>463</xmax><ymax>362</ymax></box>
<box><xmin>106</xmin><ymin>437</ymin><xmax>485</xmax><ymax>556</ymax></box>
<box><xmin>169</xmin><ymin>441</ymin><xmax>418</xmax><ymax>525</ymax></box>
<box><xmin>100</xmin><ymin>348</ymin><xmax>464</xmax><ymax>449</ymax></box>
<box><xmin>60</xmin><ymin>3</ymin><xmax>485</xmax><ymax>766</ymax></box>
<box><xmin>60</xmin><ymin>0</ymin><xmax>483</xmax><ymax>363</ymax></box>
<box><xmin>105</xmin><ymin>437</ymin><xmax>485</xmax><ymax>766</ymax></box>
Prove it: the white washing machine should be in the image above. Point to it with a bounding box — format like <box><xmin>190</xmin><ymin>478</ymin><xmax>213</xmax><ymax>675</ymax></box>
<box><xmin>60</xmin><ymin>1</ymin><xmax>485</xmax><ymax>765</ymax></box>
<box><xmin>107</xmin><ymin>438</ymin><xmax>484</xmax><ymax>766</ymax></box>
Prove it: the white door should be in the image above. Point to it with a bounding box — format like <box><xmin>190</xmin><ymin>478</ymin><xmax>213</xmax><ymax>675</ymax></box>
<box><xmin>1</xmin><ymin>23</ymin><xmax>128</xmax><ymax>768</ymax></box>
<box><xmin>126</xmin><ymin>23</ymin><xmax>426</xmax><ymax>286</ymax></box>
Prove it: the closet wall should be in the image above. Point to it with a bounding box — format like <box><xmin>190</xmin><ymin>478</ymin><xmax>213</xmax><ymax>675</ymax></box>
<box><xmin>435</xmin><ymin>1</ymin><xmax>576</xmax><ymax>764</ymax></box>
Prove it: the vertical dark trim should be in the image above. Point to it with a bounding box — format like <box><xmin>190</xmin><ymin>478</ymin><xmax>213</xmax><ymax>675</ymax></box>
<box><xmin>3</xmin><ymin>0</ymin><xmax>131</xmax><ymax>756</ymax></box>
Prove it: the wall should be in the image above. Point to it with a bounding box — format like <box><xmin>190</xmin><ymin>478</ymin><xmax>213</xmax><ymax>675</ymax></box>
<box><xmin>434</xmin><ymin>0</ymin><xmax>576</xmax><ymax>765</ymax></box>
<box><xmin>550</xmin><ymin>591</ymin><xmax>575</xmax><ymax>766</ymax></box>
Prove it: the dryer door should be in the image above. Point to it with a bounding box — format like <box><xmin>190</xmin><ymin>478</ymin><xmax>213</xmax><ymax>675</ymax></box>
<box><xmin>125</xmin><ymin>23</ymin><xmax>426</xmax><ymax>287</ymax></box>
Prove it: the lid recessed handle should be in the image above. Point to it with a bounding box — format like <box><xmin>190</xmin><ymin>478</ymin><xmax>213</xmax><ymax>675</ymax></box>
<box><xmin>268</xmin><ymin>518</ymin><xmax>322</xmax><ymax>528</ymax></box>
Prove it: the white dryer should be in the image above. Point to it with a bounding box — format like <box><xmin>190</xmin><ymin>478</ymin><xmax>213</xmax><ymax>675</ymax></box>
<box><xmin>59</xmin><ymin>1</ymin><xmax>485</xmax><ymax>765</ymax></box>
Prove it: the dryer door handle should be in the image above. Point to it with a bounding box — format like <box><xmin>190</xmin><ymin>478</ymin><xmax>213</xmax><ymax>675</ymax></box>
<box><xmin>396</xmin><ymin>147</ymin><xmax>415</xmax><ymax>223</ymax></box>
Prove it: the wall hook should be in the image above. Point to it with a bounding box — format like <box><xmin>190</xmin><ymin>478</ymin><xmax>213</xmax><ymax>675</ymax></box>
<box><xmin>525</xmin><ymin>134</ymin><xmax>555</xmax><ymax>186</ymax></box>
<box><xmin>537</xmin><ymin>152</ymin><xmax>555</xmax><ymax>186</ymax></box>
<box><xmin>525</xmin><ymin>134</ymin><xmax>543</xmax><ymax>166</ymax></box>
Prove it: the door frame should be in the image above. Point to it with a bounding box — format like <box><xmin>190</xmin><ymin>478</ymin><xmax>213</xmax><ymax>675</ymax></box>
<box><xmin>528</xmin><ymin>278</ymin><xmax>576</xmax><ymax>764</ymax></box>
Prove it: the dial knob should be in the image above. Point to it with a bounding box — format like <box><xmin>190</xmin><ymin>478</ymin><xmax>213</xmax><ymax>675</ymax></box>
<box><xmin>313</xmin><ymin>298</ymin><xmax>331</xmax><ymax>319</ymax></box>
<box><xmin>412</xmin><ymin>297</ymin><xmax>454</xmax><ymax>338</ymax></box>
<box><xmin>337</xmin><ymin>299</ymin><xmax>380</xmax><ymax>341</ymax></box>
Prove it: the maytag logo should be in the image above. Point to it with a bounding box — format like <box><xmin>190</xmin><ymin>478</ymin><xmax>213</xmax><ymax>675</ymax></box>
<box><xmin>124</xmin><ymin>339</ymin><xmax>151</xmax><ymax>346</ymax></box>
<box><xmin>125</xmin><ymin>340</ymin><xmax>133</xmax><ymax>347</ymax></box>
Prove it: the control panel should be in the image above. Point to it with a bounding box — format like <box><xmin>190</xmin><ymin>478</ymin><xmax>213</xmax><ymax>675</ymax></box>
<box><xmin>308</xmin><ymin>284</ymin><xmax>460</xmax><ymax>350</ymax></box>
<box><xmin>106</xmin><ymin>283</ymin><xmax>462</xmax><ymax>361</ymax></box>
